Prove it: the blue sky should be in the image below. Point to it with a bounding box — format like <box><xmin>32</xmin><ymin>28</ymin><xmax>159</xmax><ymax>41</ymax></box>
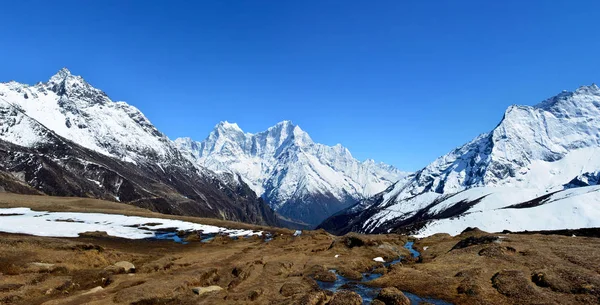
<box><xmin>1</xmin><ymin>1</ymin><xmax>599</xmax><ymax>171</ymax></box>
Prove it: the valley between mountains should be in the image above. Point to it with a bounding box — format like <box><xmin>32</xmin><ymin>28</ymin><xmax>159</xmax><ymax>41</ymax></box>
<box><xmin>0</xmin><ymin>69</ymin><xmax>600</xmax><ymax>305</ymax></box>
<box><xmin>1</xmin><ymin>69</ymin><xmax>599</xmax><ymax>236</ymax></box>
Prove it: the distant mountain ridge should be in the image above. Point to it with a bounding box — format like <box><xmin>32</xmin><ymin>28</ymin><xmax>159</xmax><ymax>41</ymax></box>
<box><xmin>319</xmin><ymin>84</ymin><xmax>600</xmax><ymax>236</ymax></box>
<box><xmin>0</xmin><ymin>68</ymin><xmax>278</xmax><ymax>226</ymax></box>
<box><xmin>175</xmin><ymin>120</ymin><xmax>409</xmax><ymax>226</ymax></box>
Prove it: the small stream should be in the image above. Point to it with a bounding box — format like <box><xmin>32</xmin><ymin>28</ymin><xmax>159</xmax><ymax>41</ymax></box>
<box><xmin>151</xmin><ymin>230</ymin><xmax>272</xmax><ymax>244</ymax></box>
<box><xmin>315</xmin><ymin>241</ymin><xmax>452</xmax><ymax>305</ymax></box>
<box><xmin>151</xmin><ymin>231</ymin><xmax>219</xmax><ymax>244</ymax></box>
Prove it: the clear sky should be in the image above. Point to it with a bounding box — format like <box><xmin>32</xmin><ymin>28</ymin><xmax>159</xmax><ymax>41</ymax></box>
<box><xmin>1</xmin><ymin>1</ymin><xmax>599</xmax><ymax>171</ymax></box>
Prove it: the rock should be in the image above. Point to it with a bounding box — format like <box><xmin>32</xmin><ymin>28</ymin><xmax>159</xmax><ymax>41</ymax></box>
<box><xmin>371</xmin><ymin>300</ymin><xmax>386</xmax><ymax>305</ymax></box>
<box><xmin>328</xmin><ymin>290</ymin><xmax>362</xmax><ymax>305</ymax></box>
<box><xmin>375</xmin><ymin>287</ymin><xmax>410</xmax><ymax>305</ymax></box>
<box><xmin>313</xmin><ymin>270</ymin><xmax>337</xmax><ymax>282</ymax></box>
<box><xmin>114</xmin><ymin>261</ymin><xmax>135</xmax><ymax>273</ymax></box>
<box><xmin>343</xmin><ymin>235</ymin><xmax>366</xmax><ymax>248</ymax></box>
<box><xmin>30</xmin><ymin>262</ymin><xmax>55</xmax><ymax>269</ymax></box>
<box><xmin>191</xmin><ymin>285</ymin><xmax>223</xmax><ymax>295</ymax></box>
<box><xmin>103</xmin><ymin>265</ymin><xmax>126</xmax><ymax>275</ymax></box>
<box><xmin>82</xmin><ymin>286</ymin><xmax>104</xmax><ymax>295</ymax></box>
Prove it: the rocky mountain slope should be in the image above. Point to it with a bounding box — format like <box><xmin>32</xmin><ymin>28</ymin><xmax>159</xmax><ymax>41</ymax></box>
<box><xmin>319</xmin><ymin>85</ymin><xmax>600</xmax><ymax>235</ymax></box>
<box><xmin>175</xmin><ymin>121</ymin><xmax>408</xmax><ymax>226</ymax></box>
<box><xmin>0</xmin><ymin>69</ymin><xmax>278</xmax><ymax>226</ymax></box>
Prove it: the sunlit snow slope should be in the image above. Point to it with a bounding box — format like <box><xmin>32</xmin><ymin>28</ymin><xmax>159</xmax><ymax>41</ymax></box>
<box><xmin>319</xmin><ymin>85</ymin><xmax>600</xmax><ymax>236</ymax></box>
<box><xmin>175</xmin><ymin>121</ymin><xmax>409</xmax><ymax>226</ymax></box>
<box><xmin>0</xmin><ymin>69</ymin><xmax>279</xmax><ymax>226</ymax></box>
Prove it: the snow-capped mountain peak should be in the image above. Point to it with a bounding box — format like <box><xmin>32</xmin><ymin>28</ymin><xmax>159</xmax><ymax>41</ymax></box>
<box><xmin>215</xmin><ymin>120</ymin><xmax>243</xmax><ymax>132</ymax></box>
<box><xmin>176</xmin><ymin>121</ymin><xmax>409</xmax><ymax>225</ymax></box>
<box><xmin>48</xmin><ymin>67</ymin><xmax>74</xmax><ymax>83</ymax></box>
<box><xmin>0</xmin><ymin>68</ymin><xmax>179</xmax><ymax>163</ymax></box>
<box><xmin>319</xmin><ymin>84</ymin><xmax>600</xmax><ymax>236</ymax></box>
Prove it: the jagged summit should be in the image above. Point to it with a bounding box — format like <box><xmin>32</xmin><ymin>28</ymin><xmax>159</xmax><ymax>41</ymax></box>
<box><xmin>176</xmin><ymin>121</ymin><xmax>409</xmax><ymax>226</ymax></box>
<box><xmin>0</xmin><ymin>70</ymin><xmax>279</xmax><ymax>226</ymax></box>
<box><xmin>47</xmin><ymin>67</ymin><xmax>85</xmax><ymax>86</ymax></box>
<box><xmin>0</xmin><ymin>69</ymin><xmax>176</xmax><ymax>163</ymax></box>
<box><xmin>50</xmin><ymin>67</ymin><xmax>72</xmax><ymax>80</ymax></box>
<box><xmin>215</xmin><ymin>121</ymin><xmax>243</xmax><ymax>131</ymax></box>
<box><xmin>319</xmin><ymin>84</ymin><xmax>600</xmax><ymax>236</ymax></box>
<box><xmin>534</xmin><ymin>83</ymin><xmax>600</xmax><ymax>111</ymax></box>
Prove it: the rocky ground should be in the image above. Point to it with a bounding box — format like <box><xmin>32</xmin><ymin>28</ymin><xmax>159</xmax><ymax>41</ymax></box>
<box><xmin>0</xmin><ymin>194</ymin><xmax>599</xmax><ymax>305</ymax></box>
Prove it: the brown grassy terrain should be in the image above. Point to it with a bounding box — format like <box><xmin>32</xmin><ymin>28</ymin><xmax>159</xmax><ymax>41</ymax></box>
<box><xmin>0</xmin><ymin>193</ymin><xmax>599</xmax><ymax>305</ymax></box>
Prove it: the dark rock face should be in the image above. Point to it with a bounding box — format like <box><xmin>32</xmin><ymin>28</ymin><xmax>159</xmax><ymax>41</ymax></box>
<box><xmin>564</xmin><ymin>171</ymin><xmax>600</xmax><ymax>188</ymax></box>
<box><xmin>270</xmin><ymin>191</ymin><xmax>356</xmax><ymax>228</ymax></box>
<box><xmin>0</xmin><ymin>136</ymin><xmax>279</xmax><ymax>226</ymax></box>
<box><xmin>318</xmin><ymin>190</ymin><xmax>486</xmax><ymax>236</ymax></box>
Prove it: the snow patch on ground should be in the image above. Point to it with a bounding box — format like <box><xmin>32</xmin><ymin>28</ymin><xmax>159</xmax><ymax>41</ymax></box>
<box><xmin>0</xmin><ymin>208</ymin><xmax>260</xmax><ymax>239</ymax></box>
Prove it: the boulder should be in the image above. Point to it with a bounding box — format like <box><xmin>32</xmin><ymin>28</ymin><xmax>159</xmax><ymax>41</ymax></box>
<box><xmin>191</xmin><ymin>285</ymin><xmax>223</xmax><ymax>295</ymax></box>
<box><xmin>82</xmin><ymin>286</ymin><xmax>104</xmax><ymax>295</ymax></box>
<box><xmin>114</xmin><ymin>261</ymin><xmax>135</xmax><ymax>273</ymax></box>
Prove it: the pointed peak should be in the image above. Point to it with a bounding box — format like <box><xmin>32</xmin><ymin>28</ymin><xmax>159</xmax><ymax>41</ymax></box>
<box><xmin>49</xmin><ymin>67</ymin><xmax>72</xmax><ymax>82</ymax></box>
<box><xmin>574</xmin><ymin>83</ymin><xmax>600</xmax><ymax>94</ymax></box>
<box><xmin>214</xmin><ymin>121</ymin><xmax>243</xmax><ymax>132</ymax></box>
<box><xmin>58</xmin><ymin>67</ymin><xmax>71</xmax><ymax>76</ymax></box>
<box><xmin>534</xmin><ymin>83</ymin><xmax>600</xmax><ymax>111</ymax></box>
<box><xmin>274</xmin><ymin>120</ymin><xmax>295</xmax><ymax>128</ymax></box>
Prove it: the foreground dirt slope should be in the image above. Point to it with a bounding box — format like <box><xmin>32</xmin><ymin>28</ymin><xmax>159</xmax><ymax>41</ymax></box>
<box><xmin>0</xmin><ymin>195</ymin><xmax>599</xmax><ymax>304</ymax></box>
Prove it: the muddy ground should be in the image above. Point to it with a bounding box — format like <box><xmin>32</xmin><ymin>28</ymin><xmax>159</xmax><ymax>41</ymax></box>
<box><xmin>0</xmin><ymin>194</ymin><xmax>599</xmax><ymax>305</ymax></box>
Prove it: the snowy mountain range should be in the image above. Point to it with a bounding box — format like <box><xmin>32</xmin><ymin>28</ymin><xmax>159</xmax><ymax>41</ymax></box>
<box><xmin>3</xmin><ymin>68</ymin><xmax>598</xmax><ymax>236</ymax></box>
<box><xmin>319</xmin><ymin>84</ymin><xmax>600</xmax><ymax>236</ymax></box>
<box><xmin>175</xmin><ymin>121</ymin><xmax>409</xmax><ymax>226</ymax></box>
<box><xmin>0</xmin><ymin>69</ymin><xmax>278</xmax><ymax>225</ymax></box>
